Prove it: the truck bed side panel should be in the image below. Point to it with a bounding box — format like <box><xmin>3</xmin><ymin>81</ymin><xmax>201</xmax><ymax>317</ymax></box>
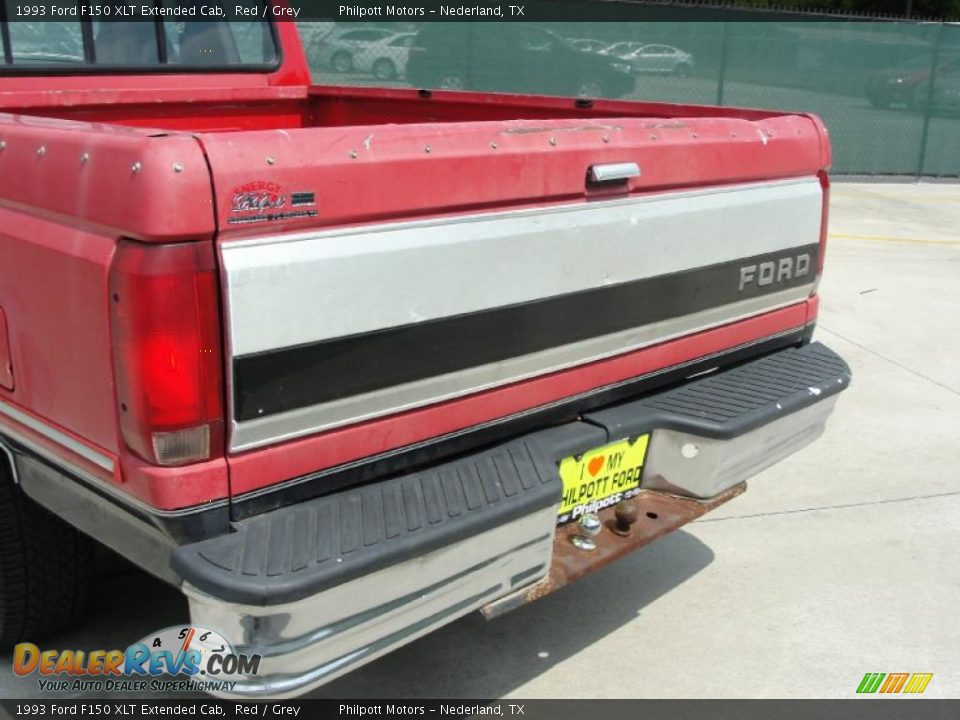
<box><xmin>0</xmin><ymin>118</ymin><xmax>231</xmax><ymax>509</ymax></box>
<box><xmin>0</xmin><ymin>210</ymin><xmax>118</xmax><ymax>459</ymax></box>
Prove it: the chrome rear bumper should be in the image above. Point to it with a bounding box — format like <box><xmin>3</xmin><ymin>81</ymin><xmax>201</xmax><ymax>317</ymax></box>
<box><xmin>185</xmin><ymin>509</ymin><xmax>555</xmax><ymax>699</ymax></box>
<box><xmin>171</xmin><ymin>341</ymin><xmax>850</xmax><ymax>699</ymax></box>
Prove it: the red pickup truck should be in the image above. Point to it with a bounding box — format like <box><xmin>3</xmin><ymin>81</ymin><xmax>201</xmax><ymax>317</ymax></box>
<box><xmin>0</xmin><ymin>18</ymin><xmax>849</xmax><ymax>697</ymax></box>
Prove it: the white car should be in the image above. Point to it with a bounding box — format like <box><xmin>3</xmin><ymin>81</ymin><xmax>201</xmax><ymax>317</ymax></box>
<box><xmin>622</xmin><ymin>44</ymin><xmax>694</xmax><ymax>76</ymax></box>
<box><xmin>352</xmin><ymin>32</ymin><xmax>417</xmax><ymax>81</ymax></box>
<box><xmin>598</xmin><ymin>41</ymin><xmax>645</xmax><ymax>58</ymax></box>
<box><xmin>568</xmin><ymin>38</ymin><xmax>609</xmax><ymax>54</ymax></box>
<box><xmin>309</xmin><ymin>27</ymin><xmax>396</xmax><ymax>73</ymax></box>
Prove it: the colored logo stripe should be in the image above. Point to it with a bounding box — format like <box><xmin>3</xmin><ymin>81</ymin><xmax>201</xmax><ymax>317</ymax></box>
<box><xmin>880</xmin><ymin>673</ymin><xmax>909</xmax><ymax>693</ymax></box>
<box><xmin>857</xmin><ymin>673</ymin><xmax>886</xmax><ymax>694</ymax></box>
<box><xmin>857</xmin><ymin>672</ymin><xmax>932</xmax><ymax>694</ymax></box>
<box><xmin>904</xmin><ymin>673</ymin><xmax>933</xmax><ymax>694</ymax></box>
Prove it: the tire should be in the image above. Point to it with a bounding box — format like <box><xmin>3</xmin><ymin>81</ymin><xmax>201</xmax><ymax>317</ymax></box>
<box><xmin>437</xmin><ymin>74</ymin><xmax>466</xmax><ymax>91</ymax></box>
<box><xmin>373</xmin><ymin>58</ymin><xmax>397</xmax><ymax>81</ymax></box>
<box><xmin>576</xmin><ymin>78</ymin><xmax>606</xmax><ymax>99</ymax></box>
<box><xmin>331</xmin><ymin>51</ymin><xmax>353</xmax><ymax>74</ymax></box>
<box><xmin>0</xmin><ymin>458</ymin><xmax>93</xmax><ymax>649</ymax></box>
<box><xmin>867</xmin><ymin>93</ymin><xmax>892</xmax><ymax>109</ymax></box>
<box><xmin>910</xmin><ymin>86</ymin><xmax>931</xmax><ymax>111</ymax></box>
<box><xmin>674</xmin><ymin>63</ymin><xmax>692</xmax><ymax>78</ymax></box>
<box><xmin>307</xmin><ymin>41</ymin><xmax>326</xmax><ymax>70</ymax></box>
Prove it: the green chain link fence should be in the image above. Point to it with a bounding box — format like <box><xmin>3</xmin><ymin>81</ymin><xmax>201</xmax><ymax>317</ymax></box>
<box><xmin>299</xmin><ymin>16</ymin><xmax>960</xmax><ymax>178</ymax></box>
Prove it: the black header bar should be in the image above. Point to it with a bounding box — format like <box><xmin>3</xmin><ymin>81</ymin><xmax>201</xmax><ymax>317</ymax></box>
<box><xmin>0</xmin><ymin>0</ymin><xmax>940</xmax><ymax>23</ymax></box>
<box><xmin>1</xmin><ymin>700</ymin><xmax>959</xmax><ymax>719</ymax></box>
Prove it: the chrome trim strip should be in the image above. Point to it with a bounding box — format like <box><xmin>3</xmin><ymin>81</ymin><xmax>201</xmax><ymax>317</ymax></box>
<box><xmin>0</xmin><ymin>439</ymin><xmax>19</xmax><ymax>484</ymax></box>
<box><xmin>230</xmin><ymin>287</ymin><xmax>813</xmax><ymax>452</ymax></box>
<box><xmin>0</xmin><ymin>422</ymin><xmax>229</xmax><ymax>519</ymax></box>
<box><xmin>0</xmin><ymin>399</ymin><xmax>114</xmax><ymax>472</ymax></box>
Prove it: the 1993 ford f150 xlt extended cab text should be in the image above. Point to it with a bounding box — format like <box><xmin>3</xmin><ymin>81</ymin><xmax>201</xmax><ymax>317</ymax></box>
<box><xmin>0</xmin><ymin>16</ymin><xmax>849</xmax><ymax>698</ymax></box>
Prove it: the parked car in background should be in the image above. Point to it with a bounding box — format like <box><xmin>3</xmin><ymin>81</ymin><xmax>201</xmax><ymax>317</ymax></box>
<box><xmin>598</xmin><ymin>41</ymin><xmax>644</xmax><ymax>58</ymax></box>
<box><xmin>930</xmin><ymin>74</ymin><xmax>960</xmax><ymax>113</ymax></box>
<box><xmin>352</xmin><ymin>32</ymin><xmax>417</xmax><ymax>80</ymax></box>
<box><xmin>621</xmin><ymin>44</ymin><xmax>694</xmax><ymax>76</ymax></box>
<box><xmin>865</xmin><ymin>53</ymin><xmax>960</xmax><ymax>109</ymax></box>
<box><xmin>309</xmin><ymin>26</ymin><xmax>396</xmax><ymax>73</ymax></box>
<box><xmin>408</xmin><ymin>24</ymin><xmax>635</xmax><ymax>98</ymax></box>
<box><xmin>568</xmin><ymin>38</ymin><xmax>608</xmax><ymax>53</ymax></box>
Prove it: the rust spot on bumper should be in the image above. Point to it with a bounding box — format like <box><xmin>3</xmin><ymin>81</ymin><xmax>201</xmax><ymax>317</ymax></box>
<box><xmin>481</xmin><ymin>483</ymin><xmax>746</xmax><ymax>619</ymax></box>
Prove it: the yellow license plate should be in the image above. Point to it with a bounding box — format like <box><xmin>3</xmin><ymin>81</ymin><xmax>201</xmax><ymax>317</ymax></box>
<box><xmin>557</xmin><ymin>434</ymin><xmax>650</xmax><ymax>526</ymax></box>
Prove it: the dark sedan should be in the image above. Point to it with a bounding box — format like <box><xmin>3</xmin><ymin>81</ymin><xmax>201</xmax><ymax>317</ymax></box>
<box><xmin>865</xmin><ymin>54</ymin><xmax>960</xmax><ymax>109</ymax></box>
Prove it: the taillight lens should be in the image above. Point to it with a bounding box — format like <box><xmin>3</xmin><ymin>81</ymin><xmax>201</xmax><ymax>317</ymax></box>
<box><xmin>817</xmin><ymin>170</ymin><xmax>830</xmax><ymax>276</ymax></box>
<box><xmin>109</xmin><ymin>240</ymin><xmax>224</xmax><ymax>467</ymax></box>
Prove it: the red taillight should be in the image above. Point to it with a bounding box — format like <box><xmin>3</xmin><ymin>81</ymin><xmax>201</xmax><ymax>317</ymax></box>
<box><xmin>109</xmin><ymin>240</ymin><xmax>224</xmax><ymax>467</ymax></box>
<box><xmin>817</xmin><ymin>170</ymin><xmax>830</xmax><ymax>275</ymax></box>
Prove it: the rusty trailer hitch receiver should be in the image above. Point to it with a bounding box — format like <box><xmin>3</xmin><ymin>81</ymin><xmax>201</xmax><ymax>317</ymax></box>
<box><xmin>480</xmin><ymin>483</ymin><xmax>746</xmax><ymax>620</ymax></box>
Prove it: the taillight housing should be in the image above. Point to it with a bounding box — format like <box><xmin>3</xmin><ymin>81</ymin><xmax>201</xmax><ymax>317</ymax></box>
<box><xmin>817</xmin><ymin>170</ymin><xmax>830</xmax><ymax>276</ymax></box>
<box><xmin>109</xmin><ymin>240</ymin><xmax>224</xmax><ymax>467</ymax></box>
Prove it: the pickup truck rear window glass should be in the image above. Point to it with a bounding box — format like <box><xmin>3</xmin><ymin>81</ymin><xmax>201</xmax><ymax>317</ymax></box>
<box><xmin>4</xmin><ymin>17</ymin><xmax>84</xmax><ymax>66</ymax></box>
<box><xmin>92</xmin><ymin>21</ymin><xmax>159</xmax><ymax>65</ymax></box>
<box><xmin>162</xmin><ymin>20</ymin><xmax>278</xmax><ymax>66</ymax></box>
<box><xmin>1</xmin><ymin>12</ymin><xmax>277</xmax><ymax>70</ymax></box>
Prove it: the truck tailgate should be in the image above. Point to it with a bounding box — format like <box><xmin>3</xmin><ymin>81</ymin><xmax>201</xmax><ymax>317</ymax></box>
<box><xmin>196</xmin><ymin>111</ymin><xmax>828</xmax><ymax>498</ymax></box>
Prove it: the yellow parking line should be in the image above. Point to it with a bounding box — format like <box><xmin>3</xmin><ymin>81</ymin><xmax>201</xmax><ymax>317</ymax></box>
<box><xmin>829</xmin><ymin>232</ymin><xmax>960</xmax><ymax>246</ymax></box>
<box><xmin>833</xmin><ymin>189</ymin><xmax>960</xmax><ymax>203</ymax></box>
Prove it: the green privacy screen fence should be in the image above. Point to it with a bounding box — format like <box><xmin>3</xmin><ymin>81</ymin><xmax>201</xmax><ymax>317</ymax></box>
<box><xmin>298</xmin><ymin>15</ymin><xmax>960</xmax><ymax>178</ymax></box>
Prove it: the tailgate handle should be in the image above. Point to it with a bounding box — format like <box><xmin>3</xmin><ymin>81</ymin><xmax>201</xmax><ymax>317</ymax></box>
<box><xmin>588</xmin><ymin>162</ymin><xmax>641</xmax><ymax>184</ymax></box>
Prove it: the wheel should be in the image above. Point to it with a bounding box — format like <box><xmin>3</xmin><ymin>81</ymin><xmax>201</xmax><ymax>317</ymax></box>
<box><xmin>576</xmin><ymin>78</ymin><xmax>607</xmax><ymax>99</ymax></box>
<box><xmin>306</xmin><ymin>40</ymin><xmax>326</xmax><ymax>70</ymax></box>
<box><xmin>373</xmin><ymin>58</ymin><xmax>397</xmax><ymax>81</ymax></box>
<box><xmin>331</xmin><ymin>51</ymin><xmax>353</xmax><ymax>73</ymax></box>
<box><xmin>674</xmin><ymin>63</ymin><xmax>692</xmax><ymax>78</ymax></box>
<box><xmin>910</xmin><ymin>86</ymin><xmax>931</xmax><ymax>111</ymax></box>
<box><xmin>0</xmin><ymin>458</ymin><xmax>93</xmax><ymax>649</ymax></box>
<box><xmin>437</xmin><ymin>74</ymin><xmax>466</xmax><ymax>91</ymax></box>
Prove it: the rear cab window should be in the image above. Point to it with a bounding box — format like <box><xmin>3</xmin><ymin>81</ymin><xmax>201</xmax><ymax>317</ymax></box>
<box><xmin>0</xmin><ymin>5</ymin><xmax>278</xmax><ymax>70</ymax></box>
